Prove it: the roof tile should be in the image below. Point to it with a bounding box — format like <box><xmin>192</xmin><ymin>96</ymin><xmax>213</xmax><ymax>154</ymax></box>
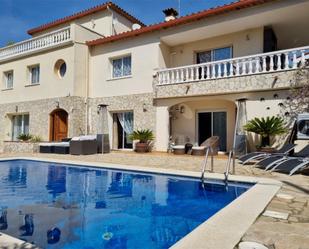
<box><xmin>27</xmin><ymin>1</ymin><xmax>145</xmax><ymax>35</ymax></box>
<box><xmin>87</xmin><ymin>0</ymin><xmax>276</xmax><ymax>46</ymax></box>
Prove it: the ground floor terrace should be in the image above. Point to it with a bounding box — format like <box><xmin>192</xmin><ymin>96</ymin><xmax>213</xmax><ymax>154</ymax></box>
<box><xmin>0</xmin><ymin>151</ymin><xmax>308</xmax><ymax>249</ymax></box>
<box><xmin>0</xmin><ymin>86</ymin><xmax>294</xmax><ymax>154</ymax></box>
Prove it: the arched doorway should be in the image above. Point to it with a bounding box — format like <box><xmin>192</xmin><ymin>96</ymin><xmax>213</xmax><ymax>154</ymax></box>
<box><xmin>49</xmin><ymin>109</ymin><xmax>68</xmax><ymax>141</ymax></box>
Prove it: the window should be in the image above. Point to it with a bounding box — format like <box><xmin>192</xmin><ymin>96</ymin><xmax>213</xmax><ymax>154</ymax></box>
<box><xmin>112</xmin><ymin>55</ymin><xmax>131</xmax><ymax>78</ymax></box>
<box><xmin>54</xmin><ymin>59</ymin><xmax>67</xmax><ymax>78</ymax></box>
<box><xmin>11</xmin><ymin>114</ymin><xmax>29</xmax><ymax>141</ymax></box>
<box><xmin>29</xmin><ymin>65</ymin><xmax>40</xmax><ymax>84</ymax></box>
<box><xmin>4</xmin><ymin>71</ymin><xmax>13</xmax><ymax>89</ymax></box>
<box><xmin>196</xmin><ymin>47</ymin><xmax>232</xmax><ymax>64</ymax></box>
<box><xmin>196</xmin><ymin>47</ymin><xmax>232</xmax><ymax>78</ymax></box>
<box><xmin>59</xmin><ymin>62</ymin><xmax>67</xmax><ymax>78</ymax></box>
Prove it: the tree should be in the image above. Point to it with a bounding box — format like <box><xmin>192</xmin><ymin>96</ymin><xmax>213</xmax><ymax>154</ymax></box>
<box><xmin>281</xmin><ymin>63</ymin><xmax>309</xmax><ymax>120</ymax></box>
<box><xmin>6</xmin><ymin>41</ymin><xmax>15</xmax><ymax>46</ymax></box>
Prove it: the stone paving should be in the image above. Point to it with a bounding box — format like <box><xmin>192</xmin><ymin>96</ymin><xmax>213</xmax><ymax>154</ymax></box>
<box><xmin>0</xmin><ymin>151</ymin><xmax>308</xmax><ymax>249</ymax></box>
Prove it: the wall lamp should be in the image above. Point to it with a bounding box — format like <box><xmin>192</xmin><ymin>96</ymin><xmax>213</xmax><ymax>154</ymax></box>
<box><xmin>143</xmin><ymin>103</ymin><xmax>147</xmax><ymax>112</ymax></box>
<box><xmin>97</xmin><ymin>104</ymin><xmax>108</xmax><ymax>114</ymax></box>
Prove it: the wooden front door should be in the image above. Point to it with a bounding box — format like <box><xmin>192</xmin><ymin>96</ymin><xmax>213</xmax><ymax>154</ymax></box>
<box><xmin>50</xmin><ymin>109</ymin><xmax>68</xmax><ymax>141</ymax></box>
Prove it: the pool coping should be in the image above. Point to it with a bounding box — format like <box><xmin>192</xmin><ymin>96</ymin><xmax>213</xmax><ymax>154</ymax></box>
<box><xmin>0</xmin><ymin>156</ymin><xmax>282</xmax><ymax>249</ymax></box>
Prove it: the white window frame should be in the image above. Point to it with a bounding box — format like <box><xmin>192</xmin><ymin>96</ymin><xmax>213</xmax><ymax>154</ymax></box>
<box><xmin>196</xmin><ymin>46</ymin><xmax>233</xmax><ymax>63</ymax></box>
<box><xmin>3</xmin><ymin>70</ymin><xmax>14</xmax><ymax>89</ymax></box>
<box><xmin>28</xmin><ymin>64</ymin><xmax>40</xmax><ymax>85</ymax></box>
<box><xmin>110</xmin><ymin>55</ymin><xmax>132</xmax><ymax>79</ymax></box>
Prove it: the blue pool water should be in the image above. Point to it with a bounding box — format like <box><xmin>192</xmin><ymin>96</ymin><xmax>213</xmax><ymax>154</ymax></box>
<box><xmin>0</xmin><ymin>160</ymin><xmax>252</xmax><ymax>249</ymax></box>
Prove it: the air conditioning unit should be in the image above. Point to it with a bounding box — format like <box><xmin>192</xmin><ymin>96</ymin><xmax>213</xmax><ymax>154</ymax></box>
<box><xmin>297</xmin><ymin>113</ymin><xmax>309</xmax><ymax>140</ymax></box>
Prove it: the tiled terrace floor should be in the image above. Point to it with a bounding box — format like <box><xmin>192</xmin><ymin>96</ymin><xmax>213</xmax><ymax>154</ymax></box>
<box><xmin>0</xmin><ymin>151</ymin><xmax>308</xmax><ymax>249</ymax></box>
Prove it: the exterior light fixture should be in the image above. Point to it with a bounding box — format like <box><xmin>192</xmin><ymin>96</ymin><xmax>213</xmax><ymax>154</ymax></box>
<box><xmin>180</xmin><ymin>105</ymin><xmax>185</xmax><ymax>114</ymax></box>
<box><xmin>97</xmin><ymin>104</ymin><xmax>108</xmax><ymax>114</ymax></box>
<box><xmin>179</xmin><ymin>105</ymin><xmax>186</xmax><ymax>113</ymax></box>
<box><xmin>143</xmin><ymin>103</ymin><xmax>147</xmax><ymax>112</ymax></box>
<box><xmin>260</xmin><ymin>97</ymin><xmax>265</xmax><ymax>102</ymax></box>
<box><xmin>273</xmin><ymin>93</ymin><xmax>279</xmax><ymax>99</ymax></box>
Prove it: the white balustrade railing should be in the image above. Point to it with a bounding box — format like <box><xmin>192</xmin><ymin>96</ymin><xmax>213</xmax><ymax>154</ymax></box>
<box><xmin>157</xmin><ymin>46</ymin><xmax>309</xmax><ymax>85</ymax></box>
<box><xmin>0</xmin><ymin>27</ymin><xmax>71</xmax><ymax>61</ymax></box>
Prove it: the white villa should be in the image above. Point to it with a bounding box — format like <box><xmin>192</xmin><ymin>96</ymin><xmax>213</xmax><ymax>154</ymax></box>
<box><xmin>0</xmin><ymin>0</ymin><xmax>308</xmax><ymax>153</ymax></box>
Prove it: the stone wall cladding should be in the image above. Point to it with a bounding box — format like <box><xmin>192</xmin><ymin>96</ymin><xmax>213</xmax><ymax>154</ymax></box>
<box><xmin>88</xmin><ymin>93</ymin><xmax>156</xmax><ymax>135</ymax></box>
<box><xmin>154</xmin><ymin>70</ymin><xmax>297</xmax><ymax>99</ymax></box>
<box><xmin>3</xmin><ymin>141</ymin><xmax>40</xmax><ymax>153</ymax></box>
<box><xmin>0</xmin><ymin>96</ymin><xmax>86</xmax><ymax>152</ymax></box>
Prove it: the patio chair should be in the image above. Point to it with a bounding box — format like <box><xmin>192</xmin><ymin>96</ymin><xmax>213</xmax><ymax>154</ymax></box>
<box><xmin>172</xmin><ymin>135</ymin><xmax>190</xmax><ymax>155</ymax></box>
<box><xmin>238</xmin><ymin>143</ymin><xmax>295</xmax><ymax>165</ymax></box>
<box><xmin>192</xmin><ymin>136</ymin><xmax>219</xmax><ymax>156</ymax></box>
<box><xmin>172</xmin><ymin>145</ymin><xmax>185</xmax><ymax>155</ymax></box>
<box><xmin>255</xmin><ymin>144</ymin><xmax>309</xmax><ymax>171</ymax></box>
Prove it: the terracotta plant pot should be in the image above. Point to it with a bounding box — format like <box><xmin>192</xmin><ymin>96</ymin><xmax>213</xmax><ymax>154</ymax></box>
<box><xmin>135</xmin><ymin>142</ymin><xmax>149</xmax><ymax>153</ymax></box>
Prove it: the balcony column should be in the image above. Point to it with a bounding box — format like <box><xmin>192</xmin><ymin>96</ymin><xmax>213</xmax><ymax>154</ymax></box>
<box><xmin>155</xmin><ymin>106</ymin><xmax>170</xmax><ymax>152</ymax></box>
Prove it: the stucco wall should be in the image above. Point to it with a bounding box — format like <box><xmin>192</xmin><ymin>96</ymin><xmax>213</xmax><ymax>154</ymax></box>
<box><xmin>0</xmin><ymin>45</ymin><xmax>75</xmax><ymax>104</ymax></box>
<box><xmin>170</xmin><ymin>99</ymin><xmax>236</xmax><ymax>151</ymax></box>
<box><xmin>31</xmin><ymin>9</ymin><xmax>133</xmax><ymax>38</ymax></box>
<box><xmin>89</xmin><ymin>34</ymin><xmax>160</xmax><ymax>98</ymax></box>
<box><xmin>168</xmin><ymin>28</ymin><xmax>264</xmax><ymax>68</ymax></box>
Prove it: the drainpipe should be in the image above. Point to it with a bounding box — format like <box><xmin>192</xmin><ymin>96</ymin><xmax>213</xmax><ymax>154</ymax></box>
<box><xmin>85</xmin><ymin>44</ymin><xmax>90</xmax><ymax>135</ymax></box>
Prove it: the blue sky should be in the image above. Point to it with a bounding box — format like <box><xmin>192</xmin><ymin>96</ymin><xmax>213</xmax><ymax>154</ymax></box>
<box><xmin>0</xmin><ymin>0</ymin><xmax>234</xmax><ymax>47</ymax></box>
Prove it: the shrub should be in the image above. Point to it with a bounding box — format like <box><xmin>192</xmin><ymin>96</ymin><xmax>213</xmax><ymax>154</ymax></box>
<box><xmin>244</xmin><ymin>116</ymin><xmax>287</xmax><ymax>147</ymax></box>
<box><xmin>17</xmin><ymin>134</ymin><xmax>33</xmax><ymax>141</ymax></box>
<box><xmin>30</xmin><ymin>135</ymin><xmax>43</xmax><ymax>142</ymax></box>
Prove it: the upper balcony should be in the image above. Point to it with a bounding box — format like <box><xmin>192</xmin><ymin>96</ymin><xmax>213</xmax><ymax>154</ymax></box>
<box><xmin>0</xmin><ymin>27</ymin><xmax>72</xmax><ymax>63</ymax></box>
<box><xmin>155</xmin><ymin>46</ymin><xmax>309</xmax><ymax>99</ymax></box>
<box><xmin>157</xmin><ymin>46</ymin><xmax>309</xmax><ymax>85</ymax></box>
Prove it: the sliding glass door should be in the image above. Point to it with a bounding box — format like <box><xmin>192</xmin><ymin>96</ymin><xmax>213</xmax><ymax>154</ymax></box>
<box><xmin>113</xmin><ymin>112</ymin><xmax>134</xmax><ymax>149</ymax></box>
<box><xmin>197</xmin><ymin>111</ymin><xmax>227</xmax><ymax>151</ymax></box>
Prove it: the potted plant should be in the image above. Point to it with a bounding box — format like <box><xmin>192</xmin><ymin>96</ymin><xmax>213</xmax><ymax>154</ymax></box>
<box><xmin>129</xmin><ymin>129</ymin><xmax>154</xmax><ymax>153</ymax></box>
<box><xmin>244</xmin><ymin>116</ymin><xmax>287</xmax><ymax>152</ymax></box>
<box><xmin>17</xmin><ymin>134</ymin><xmax>33</xmax><ymax>142</ymax></box>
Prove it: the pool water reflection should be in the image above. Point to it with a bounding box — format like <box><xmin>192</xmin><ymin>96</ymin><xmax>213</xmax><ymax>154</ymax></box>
<box><xmin>0</xmin><ymin>160</ymin><xmax>252</xmax><ymax>249</ymax></box>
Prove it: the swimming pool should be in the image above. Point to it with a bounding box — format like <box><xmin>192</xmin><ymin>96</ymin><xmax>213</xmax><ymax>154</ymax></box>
<box><xmin>0</xmin><ymin>159</ymin><xmax>252</xmax><ymax>249</ymax></box>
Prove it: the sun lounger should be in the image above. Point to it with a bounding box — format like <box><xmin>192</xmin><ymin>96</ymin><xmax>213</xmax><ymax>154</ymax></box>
<box><xmin>39</xmin><ymin>143</ymin><xmax>55</xmax><ymax>153</ymax></box>
<box><xmin>255</xmin><ymin>144</ymin><xmax>309</xmax><ymax>171</ymax></box>
<box><xmin>239</xmin><ymin>143</ymin><xmax>295</xmax><ymax>165</ymax></box>
<box><xmin>39</xmin><ymin>142</ymin><xmax>70</xmax><ymax>154</ymax></box>
<box><xmin>270</xmin><ymin>158</ymin><xmax>309</xmax><ymax>175</ymax></box>
<box><xmin>53</xmin><ymin>142</ymin><xmax>70</xmax><ymax>154</ymax></box>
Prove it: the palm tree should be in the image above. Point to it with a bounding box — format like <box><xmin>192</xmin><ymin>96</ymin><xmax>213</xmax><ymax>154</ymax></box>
<box><xmin>244</xmin><ymin>116</ymin><xmax>287</xmax><ymax>147</ymax></box>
